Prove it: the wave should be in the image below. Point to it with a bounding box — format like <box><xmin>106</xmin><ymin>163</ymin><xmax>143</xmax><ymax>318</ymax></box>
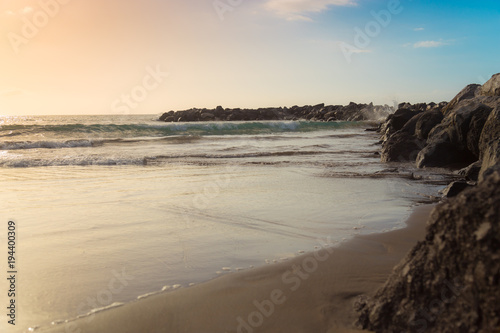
<box><xmin>0</xmin><ymin>148</ymin><xmax>374</xmax><ymax>168</ymax></box>
<box><xmin>0</xmin><ymin>156</ymin><xmax>147</xmax><ymax>168</ymax></box>
<box><xmin>0</xmin><ymin>139</ymin><xmax>99</xmax><ymax>150</ymax></box>
<box><xmin>0</xmin><ymin>121</ymin><xmax>364</xmax><ymax>140</ymax></box>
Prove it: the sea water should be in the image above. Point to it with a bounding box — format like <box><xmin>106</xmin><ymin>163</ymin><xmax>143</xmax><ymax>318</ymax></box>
<box><xmin>0</xmin><ymin>115</ymin><xmax>443</xmax><ymax>332</ymax></box>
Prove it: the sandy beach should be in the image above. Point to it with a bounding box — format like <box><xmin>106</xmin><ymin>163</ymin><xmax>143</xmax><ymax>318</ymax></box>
<box><xmin>43</xmin><ymin>205</ymin><xmax>433</xmax><ymax>333</ymax></box>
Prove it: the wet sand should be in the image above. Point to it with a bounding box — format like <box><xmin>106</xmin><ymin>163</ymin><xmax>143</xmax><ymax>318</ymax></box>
<box><xmin>44</xmin><ymin>205</ymin><xmax>434</xmax><ymax>333</ymax></box>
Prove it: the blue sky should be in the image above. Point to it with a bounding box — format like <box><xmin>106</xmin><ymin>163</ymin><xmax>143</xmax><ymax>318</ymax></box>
<box><xmin>0</xmin><ymin>0</ymin><xmax>499</xmax><ymax>115</ymax></box>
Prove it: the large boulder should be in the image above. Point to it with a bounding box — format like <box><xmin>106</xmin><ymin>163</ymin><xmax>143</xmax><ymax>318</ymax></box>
<box><xmin>442</xmin><ymin>84</ymin><xmax>481</xmax><ymax>116</ymax></box>
<box><xmin>390</xmin><ymin>109</ymin><xmax>422</xmax><ymax>132</ymax></box>
<box><xmin>200</xmin><ymin>112</ymin><xmax>215</xmax><ymax>121</ymax></box>
<box><xmin>355</xmin><ymin>170</ymin><xmax>500</xmax><ymax>332</ymax></box>
<box><xmin>441</xmin><ymin>180</ymin><xmax>474</xmax><ymax>198</ymax></box>
<box><xmin>415</xmin><ymin>109</ymin><xmax>444</xmax><ymax>140</ymax></box>
<box><xmin>416</xmin><ymin>140</ymin><xmax>475</xmax><ymax>168</ymax></box>
<box><xmin>479</xmin><ymin>107</ymin><xmax>500</xmax><ymax>181</ymax></box>
<box><xmin>480</xmin><ymin>73</ymin><xmax>500</xmax><ymax>97</ymax></box>
<box><xmin>381</xmin><ymin>131</ymin><xmax>424</xmax><ymax>162</ymax></box>
<box><xmin>457</xmin><ymin>160</ymin><xmax>482</xmax><ymax>182</ymax></box>
<box><xmin>399</xmin><ymin>113</ymin><xmax>424</xmax><ymax>136</ymax></box>
<box><xmin>380</xmin><ymin>109</ymin><xmax>422</xmax><ymax>141</ymax></box>
<box><xmin>417</xmin><ymin>100</ymin><xmax>492</xmax><ymax>168</ymax></box>
<box><xmin>466</xmin><ymin>105</ymin><xmax>493</xmax><ymax>157</ymax></box>
<box><xmin>159</xmin><ymin>111</ymin><xmax>175</xmax><ymax>121</ymax></box>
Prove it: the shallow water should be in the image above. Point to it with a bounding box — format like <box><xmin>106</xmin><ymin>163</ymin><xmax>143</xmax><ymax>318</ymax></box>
<box><xmin>0</xmin><ymin>115</ymin><xmax>443</xmax><ymax>332</ymax></box>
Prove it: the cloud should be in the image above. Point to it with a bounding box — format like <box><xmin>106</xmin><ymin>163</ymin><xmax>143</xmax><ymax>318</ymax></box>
<box><xmin>413</xmin><ymin>40</ymin><xmax>447</xmax><ymax>48</ymax></box>
<box><xmin>264</xmin><ymin>0</ymin><xmax>357</xmax><ymax>21</ymax></box>
<box><xmin>413</xmin><ymin>27</ymin><xmax>425</xmax><ymax>31</ymax></box>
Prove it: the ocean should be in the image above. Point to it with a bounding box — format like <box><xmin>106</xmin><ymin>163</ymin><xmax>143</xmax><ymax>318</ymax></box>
<box><xmin>0</xmin><ymin>115</ymin><xmax>443</xmax><ymax>332</ymax></box>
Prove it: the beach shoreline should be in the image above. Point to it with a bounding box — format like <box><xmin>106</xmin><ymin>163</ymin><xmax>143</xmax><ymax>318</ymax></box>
<box><xmin>43</xmin><ymin>204</ymin><xmax>434</xmax><ymax>333</ymax></box>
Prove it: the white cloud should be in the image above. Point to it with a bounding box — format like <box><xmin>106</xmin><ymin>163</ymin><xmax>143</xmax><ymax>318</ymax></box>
<box><xmin>413</xmin><ymin>27</ymin><xmax>425</xmax><ymax>31</ymax></box>
<box><xmin>264</xmin><ymin>0</ymin><xmax>357</xmax><ymax>21</ymax></box>
<box><xmin>413</xmin><ymin>40</ymin><xmax>446</xmax><ymax>48</ymax></box>
<box><xmin>5</xmin><ymin>10</ymin><xmax>15</xmax><ymax>16</ymax></box>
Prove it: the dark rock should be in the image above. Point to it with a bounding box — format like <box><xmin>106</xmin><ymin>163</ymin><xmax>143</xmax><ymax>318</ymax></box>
<box><xmin>355</xmin><ymin>170</ymin><xmax>500</xmax><ymax>332</ymax></box>
<box><xmin>159</xmin><ymin>102</ymin><xmax>389</xmax><ymax>123</ymax></box>
<box><xmin>466</xmin><ymin>105</ymin><xmax>493</xmax><ymax>157</ymax></box>
<box><xmin>415</xmin><ymin>109</ymin><xmax>444</xmax><ymax>140</ymax></box>
<box><xmin>380</xmin><ymin>109</ymin><xmax>423</xmax><ymax>141</ymax></box>
<box><xmin>480</xmin><ymin>73</ymin><xmax>500</xmax><ymax>97</ymax></box>
<box><xmin>227</xmin><ymin>110</ymin><xmax>245</xmax><ymax>121</ymax></box>
<box><xmin>390</xmin><ymin>109</ymin><xmax>421</xmax><ymax>132</ymax></box>
<box><xmin>200</xmin><ymin>112</ymin><xmax>215</xmax><ymax>121</ymax></box>
<box><xmin>442</xmin><ymin>84</ymin><xmax>481</xmax><ymax>116</ymax></box>
<box><xmin>324</xmin><ymin>111</ymin><xmax>336</xmax><ymax>121</ymax></box>
<box><xmin>259</xmin><ymin>108</ymin><xmax>281</xmax><ymax>120</ymax></box>
<box><xmin>479</xmin><ymin>106</ymin><xmax>500</xmax><ymax>180</ymax></box>
<box><xmin>159</xmin><ymin>111</ymin><xmax>174</xmax><ymax>121</ymax></box>
<box><xmin>480</xmin><ymin>164</ymin><xmax>500</xmax><ymax>183</ymax></box>
<box><xmin>449</xmin><ymin>101</ymin><xmax>492</xmax><ymax>150</ymax></box>
<box><xmin>398</xmin><ymin>102</ymin><xmax>412</xmax><ymax>110</ymax></box>
<box><xmin>416</xmin><ymin>140</ymin><xmax>475</xmax><ymax>168</ymax></box>
<box><xmin>457</xmin><ymin>160</ymin><xmax>482</xmax><ymax>181</ymax></box>
<box><xmin>399</xmin><ymin>113</ymin><xmax>423</xmax><ymax>135</ymax></box>
<box><xmin>417</xmin><ymin>100</ymin><xmax>492</xmax><ymax>168</ymax></box>
<box><xmin>381</xmin><ymin>131</ymin><xmax>424</xmax><ymax>162</ymax></box>
<box><xmin>441</xmin><ymin>181</ymin><xmax>474</xmax><ymax>198</ymax></box>
<box><xmin>313</xmin><ymin>103</ymin><xmax>325</xmax><ymax>110</ymax></box>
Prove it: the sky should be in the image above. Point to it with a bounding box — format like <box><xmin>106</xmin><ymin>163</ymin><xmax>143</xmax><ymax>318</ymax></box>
<box><xmin>0</xmin><ymin>0</ymin><xmax>499</xmax><ymax>115</ymax></box>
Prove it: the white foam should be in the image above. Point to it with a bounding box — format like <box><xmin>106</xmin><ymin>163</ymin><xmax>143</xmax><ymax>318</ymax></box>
<box><xmin>137</xmin><ymin>292</ymin><xmax>160</xmax><ymax>300</ymax></box>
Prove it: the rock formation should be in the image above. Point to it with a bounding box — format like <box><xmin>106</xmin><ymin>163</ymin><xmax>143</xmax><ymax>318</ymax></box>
<box><xmin>379</xmin><ymin>73</ymin><xmax>500</xmax><ymax>183</ymax></box>
<box><xmin>355</xmin><ymin>170</ymin><xmax>500</xmax><ymax>332</ymax></box>
<box><xmin>159</xmin><ymin>103</ymin><xmax>393</xmax><ymax>123</ymax></box>
<box><xmin>356</xmin><ymin>73</ymin><xmax>500</xmax><ymax>332</ymax></box>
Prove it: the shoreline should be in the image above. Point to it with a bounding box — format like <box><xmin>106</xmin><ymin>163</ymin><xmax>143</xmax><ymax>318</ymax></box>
<box><xmin>43</xmin><ymin>204</ymin><xmax>434</xmax><ymax>333</ymax></box>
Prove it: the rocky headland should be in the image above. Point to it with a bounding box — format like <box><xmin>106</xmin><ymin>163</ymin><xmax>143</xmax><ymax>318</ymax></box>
<box><xmin>355</xmin><ymin>73</ymin><xmax>500</xmax><ymax>332</ymax></box>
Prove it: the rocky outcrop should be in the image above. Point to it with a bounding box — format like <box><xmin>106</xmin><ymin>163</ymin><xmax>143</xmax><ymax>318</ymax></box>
<box><xmin>415</xmin><ymin>109</ymin><xmax>444</xmax><ymax>140</ymax></box>
<box><xmin>441</xmin><ymin>84</ymin><xmax>481</xmax><ymax>116</ymax></box>
<box><xmin>158</xmin><ymin>103</ymin><xmax>394</xmax><ymax>123</ymax></box>
<box><xmin>355</xmin><ymin>73</ymin><xmax>500</xmax><ymax>332</ymax></box>
<box><xmin>416</xmin><ymin>140</ymin><xmax>473</xmax><ymax>168</ymax></box>
<box><xmin>355</xmin><ymin>170</ymin><xmax>500</xmax><ymax>332</ymax></box>
<box><xmin>378</xmin><ymin>103</ymin><xmax>446</xmax><ymax>162</ymax></box>
<box><xmin>457</xmin><ymin>160</ymin><xmax>482</xmax><ymax>182</ymax></box>
<box><xmin>480</xmin><ymin>73</ymin><xmax>500</xmax><ymax>97</ymax></box>
<box><xmin>415</xmin><ymin>100</ymin><xmax>492</xmax><ymax>168</ymax></box>
<box><xmin>381</xmin><ymin>131</ymin><xmax>424</xmax><ymax>162</ymax></box>
<box><xmin>479</xmin><ymin>106</ymin><xmax>500</xmax><ymax>181</ymax></box>
<box><xmin>379</xmin><ymin>74</ymin><xmax>500</xmax><ymax>177</ymax></box>
<box><xmin>440</xmin><ymin>180</ymin><xmax>474</xmax><ymax>198</ymax></box>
